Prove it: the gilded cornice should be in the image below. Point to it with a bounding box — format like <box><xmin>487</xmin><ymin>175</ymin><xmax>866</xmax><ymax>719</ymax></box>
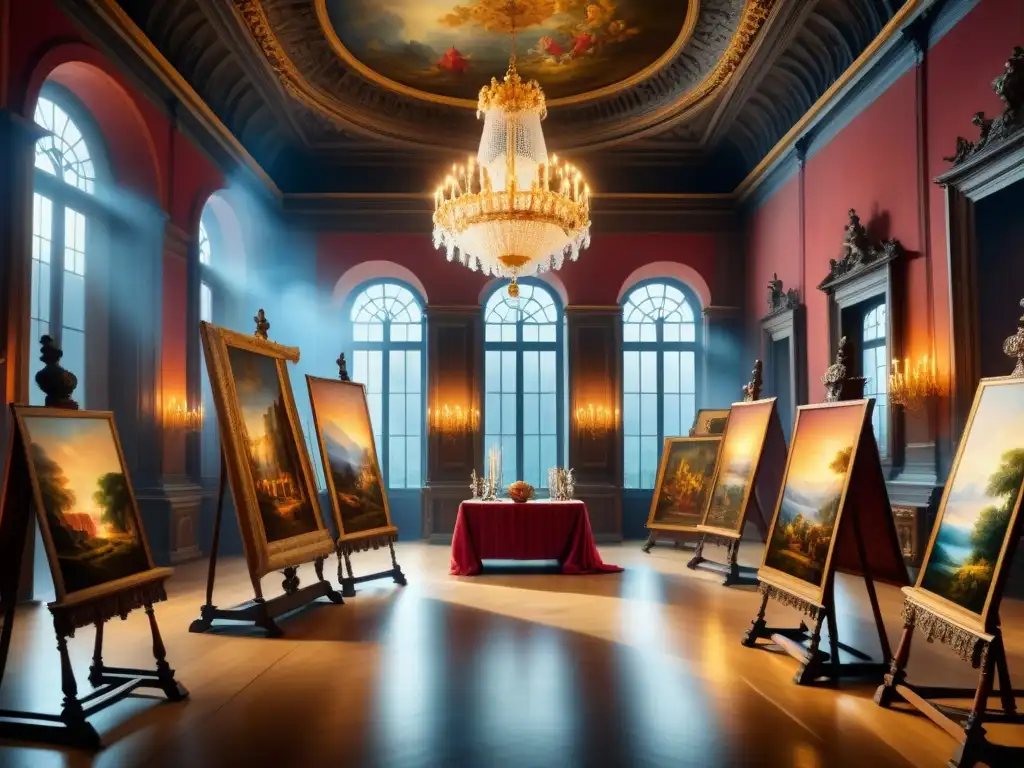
<box><xmin>232</xmin><ymin>0</ymin><xmax>777</xmax><ymax>151</ymax></box>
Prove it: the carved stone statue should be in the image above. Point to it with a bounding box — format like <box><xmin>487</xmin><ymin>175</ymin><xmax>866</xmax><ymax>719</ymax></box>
<box><xmin>35</xmin><ymin>335</ymin><xmax>79</xmax><ymax>410</ymax></box>
<box><xmin>822</xmin><ymin>337</ymin><xmax>867</xmax><ymax>402</ymax></box>
<box><xmin>946</xmin><ymin>47</ymin><xmax>1024</xmax><ymax>166</ymax></box>
<box><xmin>819</xmin><ymin>209</ymin><xmax>903</xmax><ymax>289</ymax></box>
<box><xmin>254</xmin><ymin>308</ymin><xmax>270</xmax><ymax>339</ymax></box>
<box><xmin>742</xmin><ymin>360</ymin><xmax>763</xmax><ymax>402</ymax></box>
<box><xmin>840</xmin><ymin>209</ymin><xmax>870</xmax><ymax>265</ymax></box>
<box><xmin>337</xmin><ymin>352</ymin><xmax>350</xmax><ymax>382</ymax></box>
<box><xmin>1004</xmin><ymin>298</ymin><xmax>1024</xmax><ymax>378</ymax></box>
<box><xmin>767</xmin><ymin>273</ymin><xmax>783</xmax><ymax>311</ymax></box>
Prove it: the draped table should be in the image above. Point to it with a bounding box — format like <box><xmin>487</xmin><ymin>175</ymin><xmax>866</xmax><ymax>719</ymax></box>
<box><xmin>450</xmin><ymin>500</ymin><xmax>623</xmax><ymax>576</ymax></box>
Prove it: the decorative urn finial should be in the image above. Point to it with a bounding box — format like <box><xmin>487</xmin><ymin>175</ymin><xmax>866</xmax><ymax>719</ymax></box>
<box><xmin>254</xmin><ymin>308</ymin><xmax>270</xmax><ymax>339</ymax></box>
<box><xmin>35</xmin><ymin>335</ymin><xmax>79</xmax><ymax>410</ymax></box>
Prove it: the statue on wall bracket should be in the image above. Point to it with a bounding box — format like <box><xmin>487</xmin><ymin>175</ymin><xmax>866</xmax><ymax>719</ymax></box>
<box><xmin>945</xmin><ymin>45</ymin><xmax>1024</xmax><ymax>165</ymax></box>
<box><xmin>765</xmin><ymin>273</ymin><xmax>799</xmax><ymax>316</ymax></box>
<box><xmin>818</xmin><ymin>209</ymin><xmax>904</xmax><ymax>290</ymax></box>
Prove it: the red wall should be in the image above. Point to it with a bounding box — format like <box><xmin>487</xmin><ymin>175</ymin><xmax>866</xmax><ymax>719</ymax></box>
<box><xmin>317</xmin><ymin>231</ymin><xmax>721</xmax><ymax>307</ymax></box>
<box><xmin>5</xmin><ymin>0</ymin><xmax>225</xmax><ymax>475</ymax></box>
<box><xmin>746</xmin><ymin>0</ymin><xmax>1024</xmax><ymax>402</ymax></box>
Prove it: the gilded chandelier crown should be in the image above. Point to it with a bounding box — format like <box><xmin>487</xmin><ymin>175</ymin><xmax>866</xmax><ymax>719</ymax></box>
<box><xmin>477</xmin><ymin>62</ymin><xmax>547</xmax><ymax>118</ymax></box>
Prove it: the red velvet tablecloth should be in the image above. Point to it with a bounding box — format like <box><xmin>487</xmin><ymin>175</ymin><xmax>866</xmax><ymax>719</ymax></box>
<box><xmin>450</xmin><ymin>500</ymin><xmax>623</xmax><ymax>576</ymax></box>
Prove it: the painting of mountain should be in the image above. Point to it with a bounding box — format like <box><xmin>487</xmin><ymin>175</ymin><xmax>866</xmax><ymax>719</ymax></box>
<box><xmin>650</xmin><ymin>438</ymin><xmax>719</xmax><ymax>529</ymax></box>
<box><xmin>19</xmin><ymin>412</ymin><xmax>151</xmax><ymax>595</ymax></box>
<box><xmin>308</xmin><ymin>377</ymin><xmax>391</xmax><ymax>536</ymax></box>
<box><xmin>763</xmin><ymin>403</ymin><xmax>866</xmax><ymax>588</ymax></box>
<box><xmin>920</xmin><ymin>379</ymin><xmax>1024</xmax><ymax>615</ymax></box>
<box><xmin>702</xmin><ymin>400</ymin><xmax>773</xmax><ymax>532</ymax></box>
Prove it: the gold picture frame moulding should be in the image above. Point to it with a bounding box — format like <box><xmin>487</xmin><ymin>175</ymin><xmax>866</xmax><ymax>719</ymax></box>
<box><xmin>306</xmin><ymin>374</ymin><xmax>407</xmax><ymax>597</ymax></box>
<box><xmin>875</xmin><ymin>375</ymin><xmax>1024</xmax><ymax>768</ymax></box>
<box><xmin>690</xmin><ymin>407</ymin><xmax>730</xmax><ymax>436</ymax></box>
<box><xmin>741</xmin><ymin>398</ymin><xmax>909</xmax><ymax>686</ymax></box>
<box><xmin>0</xmin><ymin>406</ymin><xmax>187</xmax><ymax>750</ymax></box>
<box><xmin>642</xmin><ymin>435</ymin><xmax>723</xmax><ymax>550</ymax></box>
<box><xmin>687</xmin><ymin>397</ymin><xmax>786</xmax><ymax>586</ymax></box>
<box><xmin>190</xmin><ymin>317</ymin><xmax>343</xmax><ymax>638</ymax></box>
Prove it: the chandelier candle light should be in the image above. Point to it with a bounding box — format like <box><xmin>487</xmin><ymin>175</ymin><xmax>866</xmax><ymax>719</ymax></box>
<box><xmin>575</xmin><ymin>403</ymin><xmax>618</xmax><ymax>437</ymax></box>
<box><xmin>428</xmin><ymin>404</ymin><xmax>480</xmax><ymax>436</ymax></box>
<box><xmin>432</xmin><ymin>2</ymin><xmax>591</xmax><ymax>298</ymax></box>
<box><xmin>889</xmin><ymin>354</ymin><xmax>940</xmax><ymax>410</ymax></box>
<box><xmin>163</xmin><ymin>397</ymin><xmax>204</xmax><ymax>432</ymax></box>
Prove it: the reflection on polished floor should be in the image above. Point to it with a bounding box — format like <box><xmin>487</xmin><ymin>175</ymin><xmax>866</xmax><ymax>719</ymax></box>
<box><xmin>1</xmin><ymin>542</ymin><xmax>1022</xmax><ymax>767</ymax></box>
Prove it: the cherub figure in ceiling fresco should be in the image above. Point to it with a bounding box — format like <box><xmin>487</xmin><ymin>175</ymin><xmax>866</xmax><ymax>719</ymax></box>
<box><xmin>324</xmin><ymin>0</ymin><xmax>683</xmax><ymax>102</ymax></box>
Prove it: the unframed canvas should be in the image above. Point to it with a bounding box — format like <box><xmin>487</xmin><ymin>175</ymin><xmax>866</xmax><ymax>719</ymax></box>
<box><xmin>759</xmin><ymin>400</ymin><xmax>871</xmax><ymax>604</ymax></box>
<box><xmin>914</xmin><ymin>377</ymin><xmax>1024</xmax><ymax>628</ymax></box>
<box><xmin>200</xmin><ymin>322</ymin><xmax>334</xmax><ymax>579</ymax></box>
<box><xmin>647</xmin><ymin>436</ymin><xmax>721</xmax><ymax>532</ymax></box>
<box><xmin>306</xmin><ymin>376</ymin><xmax>394</xmax><ymax>540</ymax></box>
<box><xmin>12</xmin><ymin>407</ymin><xmax>157</xmax><ymax>602</ymax></box>
<box><xmin>698</xmin><ymin>399</ymin><xmax>775</xmax><ymax>535</ymax></box>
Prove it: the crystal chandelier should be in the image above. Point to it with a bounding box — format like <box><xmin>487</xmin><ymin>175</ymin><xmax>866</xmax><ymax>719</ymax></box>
<box><xmin>432</xmin><ymin>4</ymin><xmax>591</xmax><ymax>298</ymax></box>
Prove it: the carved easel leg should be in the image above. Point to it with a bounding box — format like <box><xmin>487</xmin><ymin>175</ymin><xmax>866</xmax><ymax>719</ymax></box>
<box><xmin>742</xmin><ymin>588</ymin><xmax>770</xmax><ymax>647</ymax></box>
<box><xmin>852</xmin><ymin>500</ymin><xmax>892</xmax><ymax>666</ymax></box>
<box><xmin>875</xmin><ymin>618</ymin><xmax>914</xmax><ymax>707</ymax></box>
<box><xmin>994</xmin><ymin>630</ymin><xmax>1016</xmax><ymax>715</ymax></box>
<box><xmin>686</xmin><ymin>535</ymin><xmax>706</xmax><ymax>570</ymax></box>
<box><xmin>315</xmin><ymin>556</ymin><xmax>344</xmax><ymax>604</ymax></box>
<box><xmin>189</xmin><ymin>452</ymin><xmax>227</xmax><ymax>633</ymax></box>
<box><xmin>952</xmin><ymin>640</ymin><xmax>997</xmax><ymax>768</ymax></box>
<box><xmin>88</xmin><ymin>622</ymin><xmax>104</xmax><ymax>687</ymax></box>
<box><xmin>722</xmin><ymin>539</ymin><xmax>741</xmax><ymax>586</ymax></box>
<box><xmin>54</xmin><ymin>622</ymin><xmax>98</xmax><ymax>748</ymax></box>
<box><xmin>340</xmin><ymin>549</ymin><xmax>357</xmax><ymax>598</ymax></box>
<box><xmin>389</xmin><ymin>539</ymin><xmax>407</xmax><ymax>586</ymax></box>
<box><xmin>281</xmin><ymin>567</ymin><xmax>300</xmax><ymax>595</ymax></box>
<box><xmin>794</xmin><ymin>609</ymin><xmax>827</xmax><ymax>686</ymax></box>
<box><xmin>642</xmin><ymin>531</ymin><xmax>659</xmax><ymax>553</ymax></box>
<box><xmin>145</xmin><ymin>604</ymin><xmax>187</xmax><ymax>701</ymax></box>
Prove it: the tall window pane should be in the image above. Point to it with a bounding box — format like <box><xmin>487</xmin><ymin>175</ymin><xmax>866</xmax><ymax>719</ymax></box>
<box><xmin>622</xmin><ymin>281</ymin><xmax>702</xmax><ymax>489</ymax></box>
<box><xmin>862</xmin><ymin>302</ymin><xmax>888</xmax><ymax>456</ymax></box>
<box><xmin>484</xmin><ymin>283</ymin><xmax>563</xmax><ymax>489</ymax></box>
<box><xmin>350</xmin><ymin>282</ymin><xmax>425</xmax><ymax>489</ymax></box>
<box><xmin>31</xmin><ymin>96</ymin><xmax>95</xmax><ymax>407</ymax></box>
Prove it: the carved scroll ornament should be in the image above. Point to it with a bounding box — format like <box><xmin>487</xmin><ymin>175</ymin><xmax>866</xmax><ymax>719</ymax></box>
<box><xmin>818</xmin><ymin>209</ymin><xmax>904</xmax><ymax>290</ymax></box>
<box><xmin>945</xmin><ymin>46</ymin><xmax>1024</xmax><ymax>166</ymax></box>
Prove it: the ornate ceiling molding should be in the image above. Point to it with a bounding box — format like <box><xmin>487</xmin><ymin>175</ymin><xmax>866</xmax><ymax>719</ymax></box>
<box><xmin>232</xmin><ymin>0</ymin><xmax>776</xmax><ymax>151</ymax></box>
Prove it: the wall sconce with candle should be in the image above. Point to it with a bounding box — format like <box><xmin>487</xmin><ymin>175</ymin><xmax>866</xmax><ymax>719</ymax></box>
<box><xmin>164</xmin><ymin>397</ymin><xmax>204</xmax><ymax>432</ymax></box>
<box><xmin>889</xmin><ymin>354</ymin><xmax>940</xmax><ymax>410</ymax></box>
<box><xmin>574</xmin><ymin>403</ymin><xmax>618</xmax><ymax>438</ymax></box>
<box><xmin>428</xmin><ymin>403</ymin><xmax>480</xmax><ymax>438</ymax></box>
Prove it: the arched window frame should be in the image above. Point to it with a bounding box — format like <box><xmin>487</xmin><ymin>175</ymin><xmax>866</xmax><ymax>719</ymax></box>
<box><xmin>861</xmin><ymin>298</ymin><xmax>889</xmax><ymax>457</ymax></box>
<box><xmin>30</xmin><ymin>83</ymin><xmax>112</xmax><ymax>408</ymax></box>
<box><xmin>344</xmin><ymin>279</ymin><xmax>426</xmax><ymax>490</ymax></box>
<box><xmin>482</xmin><ymin>279</ymin><xmax>565</xmax><ymax>490</ymax></box>
<box><xmin>621</xmin><ymin>278</ymin><xmax>703</xmax><ymax>490</ymax></box>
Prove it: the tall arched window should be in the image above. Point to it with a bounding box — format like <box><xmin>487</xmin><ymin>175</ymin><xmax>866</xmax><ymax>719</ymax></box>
<box><xmin>861</xmin><ymin>299</ymin><xmax>888</xmax><ymax>456</ymax></box>
<box><xmin>621</xmin><ymin>280</ymin><xmax>702</xmax><ymax>489</ymax></box>
<box><xmin>349</xmin><ymin>282</ymin><xmax>425</xmax><ymax>489</ymax></box>
<box><xmin>31</xmin><ymin>91</ymin><xmax>102</xmax><ymax>406</ymax></box>
<box><xmin>483</xmin><ymin>281</ymin><xmax>563</xmax><ymax>489</ymax></box>
<box><xmin>197</xmin><ymin>218</ymin><xmax>219</xmax><ymax>479</ymax></box>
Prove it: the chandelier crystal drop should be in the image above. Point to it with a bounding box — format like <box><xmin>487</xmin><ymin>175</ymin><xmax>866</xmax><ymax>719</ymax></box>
<box><xmin>432</xmin><ymin>9</ymin><xmax>591</xmax><ymax>296</ymax></box>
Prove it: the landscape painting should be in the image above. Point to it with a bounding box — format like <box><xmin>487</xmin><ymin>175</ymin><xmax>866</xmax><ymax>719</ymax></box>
<box><xmin>701</xmin><ymin>401</ymin><xmax>774</xmax><ymax>532</ymax></box>
<box><xmin>323</xmin><ymin>0</ymin><xmax>690</xmax><ymax>101</ymax></box>
<box><xmin>308</xmin><ymin>377</ymin><xmax>391</xmax><ymax>537</ymax></box>
<box><xmin>763</xmin><ymin>403</ymin><xmax>867</xmax><ymax>589</ymax></box>
<box><xmin>919</xmin><ymin>379</ymin><xmax>1024</xmax><ymax>615</ymax></box>
<box><xmin>648</xmin><ymin>437</ymin><xmax>720</xmax><ymax>530</ymax></box>
<box><xmin>18</xmin><ymin>412</ymin><xmax>151</xmax><ymax>596</ymax></box>
<box><xmin>227</xmin><ymin>347</ymin><xmax>319</xmax><ymax>543</ymax></box>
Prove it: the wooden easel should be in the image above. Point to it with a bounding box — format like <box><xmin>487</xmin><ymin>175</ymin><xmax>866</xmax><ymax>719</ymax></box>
<box><xmin>875</xmin><ymin>594</ymin><xmax>1023</xmax><ymax>767</ymax></box>
<box><xmin>188</xmin><ymin>452</ymin><xmax>344</xmax><ymax>637</ymax></box>
<box><xmin>687</xmin><ymin>401</ymin><xmax>786</xmax><ymax>587</ymax></box>
<box><xmin>0</xmin><ymin>348</ymin><xmax>187</xmax><ymax>750</ymax></box>
<box><xmin>741</xmin><ymin>420</ymin><xmax>907</xmax><ymax>685</ymax></box>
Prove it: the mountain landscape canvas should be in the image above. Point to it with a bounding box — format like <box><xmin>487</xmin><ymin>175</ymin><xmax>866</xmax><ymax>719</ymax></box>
<box><xmin>227</xmin><ymin>347</ymin><xmax>319</xmax><ymax>543</ymax></box>
<box><xmin>308</xmin><ymin>378</ymin><xmax>390</xmax><ymax>537</ymax></box>
<box><xmin>650</xmin><ymin>438</ymin><xmax>719</xmax><ymax>530</ymax></box>
<box><xmin>763</xmin><ymin>403</ymin><xmax>866</xmax><ymax>588</ymax></box>
<box><xmin>920</xmin><ymin>379</ymin><xmax>1024</xmax><ymax>615</ymax></box>
<box><xmin>19</xmin><ymin>412</ymin><xmax>150</xmax><ymax>595</ymax></box>
<box><xmin>701</xmin><ymin>401</ymin><xmax>773</xmax><ymax>532</ymax></box>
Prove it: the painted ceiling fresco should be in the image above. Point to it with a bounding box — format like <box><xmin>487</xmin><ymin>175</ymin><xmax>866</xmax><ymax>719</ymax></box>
<box><xmin>322</xmin><ymin>0</ymin><xmax>693</xmax><ymax>103</ymax></box>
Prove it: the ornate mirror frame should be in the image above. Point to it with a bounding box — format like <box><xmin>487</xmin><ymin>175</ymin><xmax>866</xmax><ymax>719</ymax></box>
<box><xmin>818</xmin><ymin>210</ymin><xmax>906</xmax><ymax>471</ymax></box>
<box><xmin>934</xmin><ymin>46</ymin><xmax>1024</xmax><ymax>443</ymax></box>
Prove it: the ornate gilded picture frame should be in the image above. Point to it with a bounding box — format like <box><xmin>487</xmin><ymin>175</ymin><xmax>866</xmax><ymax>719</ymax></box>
<box><xmin>200</xmin><ymin>322</ymin><xmax>334</xmax><ymax>580</ymax></box>
<box><xmin>10</xmin><ymin>407</ymin><xmax>168</xmax><ymax>605</ymax></box>
<box><xmin>690</xmin><ymin>408</ymin><xmax>730</xmax><ymax>437</ymax></box>
<box><xmin>646</xmin><ymin>436</ymin><xmax>721</xmax><ymax>533</ymax></box>
<box><xmin>758</xmin><ymin>400</ymin><xmax>872</xmax><ymax>606</ymax></box>
<box><xmin>306</xmin><ymin>376</ymin><xmax>397</xmax><ymax>542</ymax></box>
<box><xmin>910</xmin><ymin>376</ymin><xmax>1024</xmax><ymax>634</ymax></box>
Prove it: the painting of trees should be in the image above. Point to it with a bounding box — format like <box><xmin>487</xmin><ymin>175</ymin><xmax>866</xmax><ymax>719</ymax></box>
<box><xmin>94</xmin><ymin>472</ymin><xmax>134</xmax><ymax>535</ymax></box>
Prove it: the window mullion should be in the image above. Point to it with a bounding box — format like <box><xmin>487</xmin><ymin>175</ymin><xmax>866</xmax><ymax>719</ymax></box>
<box><xmin>381</xmin><ymin>328</ymin><xmax>391</xmax><ymax>487</ymax></box>
<box><xmin>656</xmin><ymin>320</ymin><xmax>665</xmax><ymax>458</ymax></box>
<box><xmin>516</xmin><ymin>322</ymin><xmax>524</xmax><ymax>483</ymax></box>
<box><xmin>50</xmin><ymin>200</ymin><xmax>66</xmax><ymax>346</ymax></box>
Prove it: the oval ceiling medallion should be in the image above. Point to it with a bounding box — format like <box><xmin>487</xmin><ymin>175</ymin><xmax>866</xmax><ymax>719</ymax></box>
<box><xmin>316</xmin><ymin>0</ymin><xmax>697</xmax><ymax>107</ymax></box>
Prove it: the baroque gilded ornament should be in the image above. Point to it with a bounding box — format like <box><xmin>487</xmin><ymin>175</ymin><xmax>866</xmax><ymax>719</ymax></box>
<box><xmin>1004</xmin><ymin>298</ymin><xmax>1024</xmax><ymax>378</ymax></box>
<box><xmin>945</xmin><ymin>46</ymin><xmax>1024</xmax><ymax>166</ymax></box>
<box><xmin>818</xmin><ymin>209</ymin><xmax>904</xmax><ymax>290</ymax></box>
<box><xmin>433</xmin><ymin>2</ymin><xmax>591</xmax><ymax>296</ymax></box>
